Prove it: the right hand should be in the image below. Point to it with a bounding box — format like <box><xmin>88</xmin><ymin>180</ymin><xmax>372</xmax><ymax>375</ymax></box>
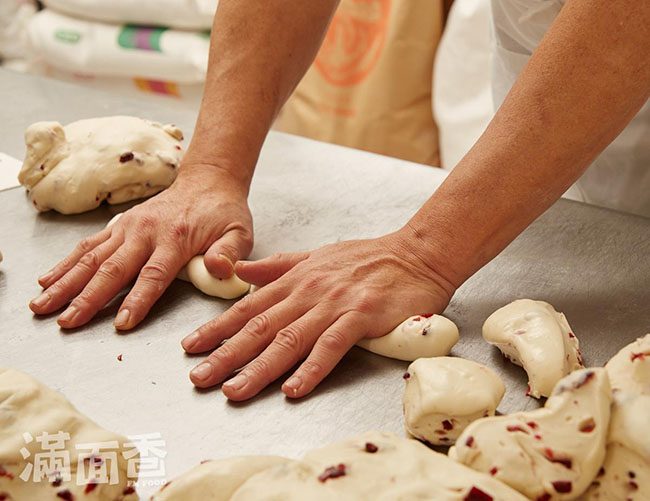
<box><xmin>29</xmin><ymin>164</ymin><xmax>254</xmax><ymax>331</ymax></box>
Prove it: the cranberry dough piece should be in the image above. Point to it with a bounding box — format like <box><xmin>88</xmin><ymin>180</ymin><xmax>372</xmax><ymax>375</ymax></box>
<box><xmin>106</xmin><ymin>214</ymin><xmax>250</xmax><ymax>299</ymax></box>
<box><xmin>403</xmin><ymin>357</ymin><xmax>505</xmax><ymax>445</ymax></box>
<box><xmin>18</xmin><ymin>116</ymin><xmax>183</xmax><ymax>214</ymax></box>
<box><xmin>482</xmin><ymin>299</ymin><xmax>584</xmax><ymax>398</ymax></box>
<box><xmin>449</xmin><ymin>368</ymin><xmax>611</xmax><ymax>500</ymax></box>
<box><xmin>231</xmin><ymin>431</ymin><xmax>527</xmax><ymax>500</ymax></box>
<box><xmin>583</xmin><ymin>334</ymin><xmax>650</xmax><ymax>500</ymax></box>
<box><xmin>150</xmin><ymin>456</ymin><xmax>292</xmax><ymax>501</ymax></box>
<box><xmin>0</xmin><ymin>368</ymin><xmax>138</xmax><ymax>500</ymax></box>
<box><xmin>357</xmin><ymin>314</ymin><xmax>459</xmax><ymax>362</ymax></box>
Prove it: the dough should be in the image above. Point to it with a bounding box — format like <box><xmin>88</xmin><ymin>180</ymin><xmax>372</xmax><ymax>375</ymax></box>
<box><xmin>482</xmin><ymin>299</ymin><xmax>583</xmax><ymax>398</ymax></box>
<box><xmin>107</xmin><ymin>214</ymin><xmax>250</xmax><ymax>299</ymax></box>
<box><xmin>403</xmin><ymin>357</ymin><xmax>505</xmax><ymax>445</ymax></box>
<box><xmin>449</xmin><ymin>368</ymin><xmax>611</xmax><ymax>500</ymax></box>
<box><xmin>583</xmin><ymin>334</ymin><xmax>650</xmax><ymax>500</ymax></box>
<box><xmin>356</xmin><ymin>314</ymin><xmax>459</xmax><ymax>361</ymax></box>
<box><xmin>18</xmin><ymin>116</ymin><xmax>183</xmax><ymax>214</ymax></box>
<box><xmin>151</xmin><ymin>456</ymin><xmax>292</xmax><ymax>501</ymax></box>
<box><xmin>232</xmin><ymin>431</ymin><xmax>527</xmax><ymax>500</ymax></box>
<box><xmin>0</xmin><ymin>368</ymin><xmax>138</xmax><ymax>500</ymax></box>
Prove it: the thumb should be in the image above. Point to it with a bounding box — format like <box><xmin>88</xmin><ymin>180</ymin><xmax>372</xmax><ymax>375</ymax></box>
<box><xmin>203</xmin><ymin>229</ymin><xmax>253</xmax><ymax>279</ymax></box>
<box><xmin>235</xmin><ymin>251</ymin><xmax>309</xmax><ymax>287</ymax></box>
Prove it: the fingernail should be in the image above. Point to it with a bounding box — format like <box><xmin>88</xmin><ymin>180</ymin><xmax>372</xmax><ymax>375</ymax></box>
<box><xmin>114</xmin><ymin>309</ymin><xmax>130</xmax><ymax>329</ymax></box>
<box><xmin>30</xmin><ymin>292</ymin><xmax>51</xmax><ymax>309</ymax></box>
<box><xmin>39</xmin><ymin>270</ymin><xmax>54</xmax><ymax>284</ymax></box>
<box><xmin>223</xmin><ymin>373</ymin><xmax>247</xmax><ymax>391</ymax></box>
<box><xmin>191</xmin><ymin>363</ymin><xmax>213</xmax><ymax>382</ymax></box>
<box><xmin>181</xmin><ymin>331</ymin><xmax>200</xmax><ymax>351</ymax></box>
<box><xmin>58</xmin><ymin>305</ymin><xmax>79</xmax><ymax>325</ymax></box>
<box><xmin>284</xmin><ymin>376</ymin><xmax>302</xmax><ymax>396</ymax></box>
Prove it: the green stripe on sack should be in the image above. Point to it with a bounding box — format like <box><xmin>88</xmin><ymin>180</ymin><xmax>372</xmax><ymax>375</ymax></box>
<box><xmin>54</xmin><ymin>29</ymin><xmax>81</xmax><ymax>44</ymax></box>
<box><xmin>117</xmin><ymin>25</ymin><xmax>167</xmax><ymax>52</ymax></box>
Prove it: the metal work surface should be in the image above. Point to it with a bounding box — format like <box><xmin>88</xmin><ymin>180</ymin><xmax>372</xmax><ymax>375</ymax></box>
<box><xmin>1</xmin><ymin>70</ymin><xmax>649</xmax><ymax>496</ymax></box>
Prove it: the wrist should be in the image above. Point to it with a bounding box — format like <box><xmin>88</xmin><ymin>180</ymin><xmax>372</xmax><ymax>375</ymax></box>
<box><xmin>175</xmin><ymin>161</ymin><xmax>252</xmax><ymax>199</ymax></box>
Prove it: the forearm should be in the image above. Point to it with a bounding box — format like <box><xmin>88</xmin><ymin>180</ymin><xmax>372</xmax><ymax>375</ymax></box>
<box><xmin>182</xmin><ymin>0</ymin><xmax>339</xmax><ymax>190</ymax></box>
<box><xmin>407</xmin><ymin>0</ymin><xmax>650</xmax><ymax>288</ymax></box>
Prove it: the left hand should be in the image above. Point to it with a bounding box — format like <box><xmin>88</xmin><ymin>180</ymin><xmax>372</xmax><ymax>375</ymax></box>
<box><xmin>181</xmin><ymin>227</ymin><xmax>456</xmax><ymax>401</ymax></box>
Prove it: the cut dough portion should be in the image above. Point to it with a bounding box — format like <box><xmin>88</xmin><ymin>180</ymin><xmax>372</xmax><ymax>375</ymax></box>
<box><xmin>583</xmin><ymin>334</ymin><xmax>650</xmax><ymax>499</ymax></box>
<box><xmin>449</xmin><ymin>368</ymin><xmax>611</xmax><ymax>500</ymax></box>
<box><xmin>232</xmin><ymin>431</ymin><xmax>527</xmax><ymax>500</ymax></box>
<box><xmin>18</xmin><ymin>116</ymin><xmax>183</xmax><ymax>214</ymax></box>
<box><xmin>403</xmin><ymin>357</ymin><xmax>505</xmax><ymax>445</ymax></box>
<box><xmin>107</xmin><ymin>214</ymin><xmax>250</xmax><ymax>299</ymax></box>
<box><xmin>482</xmin><ymin>299</ymin><xmax>583</xmax><ymax>398</ymax></box>
<box><xmin>151</xmin><ymin>456</ymin><xmax>292</xmax><ymax>501</ymax></box>
<box><xmin>0</xmin><ymin>368</ymin><xmax>138</xmax><ymax>500</ymax></box>
<box><xmin>357</xmin><ymin>314</ymin><xmax>459</xmax><ymax>361</ymax></box>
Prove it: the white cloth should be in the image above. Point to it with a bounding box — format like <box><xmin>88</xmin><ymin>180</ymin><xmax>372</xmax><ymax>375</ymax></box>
<box><xmin>491</xmin><ymin>0</ymin><xmax>650</xmax><ymax>217</ymax></box>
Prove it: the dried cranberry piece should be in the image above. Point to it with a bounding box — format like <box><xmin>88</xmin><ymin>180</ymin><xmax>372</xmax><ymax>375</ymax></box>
<box><xmin>84</xmin><ymin>481</ymin><xmax>98</xmax><ymax>494</ymax></box>
<box><xmin>175</xmin><ymin>145</ymin><xmax>181</xmax><ymax>150</ymax></box>
<box><xmin>568</xmin><ymin>332</ymin><xmax>575</xmax><ymax>338</ymax></box>
<box><xmin>579</xmin><ymin>418</ymin><xmax>596</xmax><ymax>433</ymax></box>
<box><xmin>412</xmin><ymin>316</ymin><xmax>421</xmax><ymax>321</ymax></box>
<box><xmin>629</xmin><ymin>481</ymin><xmax>638</xmax><ymax>491</ymax></box>
<box><xmin>119</xmin><ymin>152</ymin><xmax>135</xmax><ymax>163</ymax></box>
<box><xmin>117</xmin><ymin>354</ymin><xmax>123</xmax><ymax>361</ymax></box>
<box><xmin>630</xmin><ymin>352</ymin><xmax>648</xmax><ymax>362</ymax></box>
<box><xmin>543</xmin><ymin>448</ymin><xmax>572</xmax><ymax>469</ymax></box>
<box><xmin>574</xmin><ymin>371</ymin><xmax>595</xmax><ymax>388</ymax></box>
<box><xmin>442</xmin><ymin>419</ymin><xmax>453</xmax><ymax>431</ymax></box>
<box><xmin>465</xmin><ymin>436</ymin><xmax>475</xmax><ymax>447</ymax></box>
<box><xmin>56</xmin><ymin>490</ymin><xmax>74</xmax><ymax>500</ymax></box>
<box><xmin>0</xmin><ymin>493</ymin><xmax>8</xmax><ymax>501</ymax></box>
<box><xmin>40</xmin><ymin>164</ymin><xmax>45</xmax><ymax>171</ymax></box>
<box><xmin>534</xmin><ymin>434</ymin><xmax>542</xmax><ymax>441</ymax></box>
<box><xmin>364</xmin><ymin>442</ymin><xmax>378</xmax><ymax>453</ymax></box>
<box><xmin>598</xmin><ymin>466</ymin><xmax>605</xmax><ymax>477</ymax></box>
<box><xmin>536</xmin><ymin>494</ymin><xmax>551</xmax><ymax>501</ymax></box>
<box><xmin>464</xmin><ymin>486</ymin><xmax>493</xmax><ymax>501</ymax></box>
<box><xmin>552</xmin><ymin>480</ymin><xmax>572</xmax><ymax>493</ymax></box>
<box><xmin>51</xmin><ymin>475</ymin><xmax>62</xmax><ymax>487</ymax></box>
<box><xmin>0</xmin><ymin>466</ymin><xmax>13</xmax><ymax>479</ymax></box>
<box><xmin>628</xmin><ymin>471</ymin><xmax>636</xmax><ymax>479</ymax></box>
<box><xmin>506</xmin><ymin>424</ymin><xmax>529</xmax><ymax>433</ymax></box>
<box><xmin>489</xmin><ymin>467</ymin><xmax>498</xmax><ymax>476</ymax></box>
<box><xmin>420</xmin><ymin>313</ymin><xmax>434</xmax><ymax>318</ymax></box>
<box><xmin>318</xmin><ymin>464</ymin><xmax>346</xmax><ymax>482</ymax></box>
<box><xmin>527</xmin><ymin>421</ymin><xmax>538</xmax><ymax>429</ymax></box>
<box><xmin>402</xmin><ymin>372</ymin><xmax>410</xmax><ymax>380</ymax></box>
<box><xmin>123</xmin><ymin>486</ymin><xmax>136</xmax><ymax>495</ymax></box>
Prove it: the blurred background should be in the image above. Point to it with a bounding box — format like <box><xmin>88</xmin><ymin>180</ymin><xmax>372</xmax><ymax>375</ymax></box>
<box><xmin>0</xmin><ymin>0</ymin><xmax>494</xmax><ymax>170</ymax></box>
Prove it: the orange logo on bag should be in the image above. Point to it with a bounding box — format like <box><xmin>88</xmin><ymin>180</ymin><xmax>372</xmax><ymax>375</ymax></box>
<box><xmin>315</xmin><ymin>0</ymin><xmax>391</xmax><ymax>86</ymax></box>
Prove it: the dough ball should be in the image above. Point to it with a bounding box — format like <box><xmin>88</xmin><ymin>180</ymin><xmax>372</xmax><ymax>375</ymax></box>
<box><xmin>232</xmin><ymin>431</ymin><xmax>526</xmax><ymax>500</ymax></box>
<box><xmin>19</xmin><ymin>116</ymin><xmax>184</xmax><ymax>214</ymax></box>
<box><xmin>356</xmin><ymin>314</ymin><xmax>459</xmax><ymax>361</ymax></box>
<box><xmin>151</xmin><ymin>456</ymin><xmax>291</xmax><ymax>501</ymax></box>
<box><xmin>403</xmin><ymin>357</ymin><xmax>505</xmax><ymax>446</ymax></box>
<box><xmin>106</xmin><ymin>214</ymin><xmax>250</xmax><ymax>300</ymax></box>
<box><xmin>583</xmin><ymin>334</ymin><xmax>650</xmax><ymax>499</ymax></box>
<box><xmin>0</xmin><ymin>368</ymin><xmax>138</xmax><ymax>500</ymax></box>
<box><xmin>482</xmin><ymin>299</ymin><xmax>583</xmax><ymax>398</ymax></box>
<box><xmin>450</xmin><ymin>368</ymin><xmax>611</xmax><ymax>500</ymax></box>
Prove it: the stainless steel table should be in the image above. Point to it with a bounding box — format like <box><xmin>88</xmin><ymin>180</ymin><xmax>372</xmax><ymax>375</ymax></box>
<box><xmin>1</xmin><ymin>70</ymin><xmax>649</xmax><ymax>496</ymax></box>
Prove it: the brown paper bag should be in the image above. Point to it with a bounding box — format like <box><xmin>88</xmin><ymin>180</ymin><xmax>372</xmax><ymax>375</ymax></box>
<box><xmin>277</xmin><ymin>0</ymin><xmax>443</xmax><ymax>166</ymax></box>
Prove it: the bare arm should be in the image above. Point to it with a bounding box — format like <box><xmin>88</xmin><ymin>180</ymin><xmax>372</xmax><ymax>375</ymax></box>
<box><xmin>182</xmin><ymin>0</ymin><xmax>340</xmax><ymax>188</ymax></box>
<box><xmin>408</xmin><ymin>0</ymin><xmax>650</xmax><ymax>288</ymax></box>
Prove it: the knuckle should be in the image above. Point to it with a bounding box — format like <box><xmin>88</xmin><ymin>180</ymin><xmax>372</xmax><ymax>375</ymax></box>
<box><xmin>301</xmin><ymin>359</ymin><xmax>325</xmax><ymax>377</ymax></box>
<box><xmin>327</xmin><ymin>286</ymin><xmax>347</xmax><ymax>302</ymax></box>
<box><xmin>352</xmin><ymin>291</ymin><xmax>376</xmax><ymax>314</ymax></box>
<box><xmin>97</xmin><ymin>259</ymin><xmax>126</xmax><ymax>281</ymax></box>
<box><xmin>301</xmin><ymin>276</ymin><xmax>322</xmax><ymax>293</ymax></box>
<box><xmin>78</xmin><ymin>251</ymin><xmax>102</xmax><ymax>271</ymax></box>
<box><xmin>139</xmin><ymin>261</ymin><xmax>169</xmax><ymax>284</ymax></box>
<box><xmin>230</xmin><ymin>295</ymin><xmax>255</xmax><ymax>317</ymax></box>
<box><xmin>75</xmin><ymin>237</ymin><xmax>95</xmax><ymax>255</ymax></box>
<box><xmin>244</xmin><ymin>314</ymin><xmax>273</xmax><ymax>339</ymax></box>
<box><xmin>135</xmin><ymin>215</ymin><xmax>157</xmax><ymax>233</ymax></box>
<box><xmin>170</xmin><ymin>221</ymin><xmax>190</xmax><ymax>240</ymax></box>
<box><xmin>320</xmin><ymin>329</ymin><xmax>350</xmax><ymax>353</ymax></box>
<box><xmin>208</xmin><ymin>343</ymin><xmax>237</xmax><ymax>367</ymax></box>
<box><xmin>246</xmin><ymin>358</ymin><xmax>272</xmax><ymax>379</ymax></box>
<box><xmin>274</xmin><ymin>328</ymin><xmax>303</xmax><ymax>354</ymax></box>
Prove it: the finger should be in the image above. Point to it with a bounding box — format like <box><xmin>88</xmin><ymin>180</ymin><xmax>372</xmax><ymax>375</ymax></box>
<box><xmin>221</xmin><ymin>306</ymin><xmax>335</xmax><ymax>401</ymax></box>
<box><xmin>235</xmin><ymin>252</ymin><xmax>309</xmax><ymax>287</ymax></box>
<box><xmin>30</xmin><ymin>236</ymin><xmax>122</xmax><ymax>315</ymax></box>
<box><xmin>56</xmin><ymin>240</ymin><xmax>151</xmax><ymax>329</ymax></box>
<box><xmin>114</xmin><ymin>246</ymin><xmax>189</xmax><ymax>331</ymax></box>
<box><xmin>188</xmin><ymin>296</ymin><xmax>308</xmax><ymax>388</ymax></box>
<box><xmin>181</xmin><ymin>283</ymin><xmax>288</xmax><ymax>353</ymax></box>
<box><xmin>38</xmin><ymin>229</ymin><xmax>112</xmax><ymax>289</ymax></box>
<box><xmin>203</xmin><ymin>227</ymin><xmax>253</xmax><ymax>279</ymax></box>
<box><xmin>282</xmin><ymin>313</ymin><xmax>366</xmax><ymax>399</ymax></box>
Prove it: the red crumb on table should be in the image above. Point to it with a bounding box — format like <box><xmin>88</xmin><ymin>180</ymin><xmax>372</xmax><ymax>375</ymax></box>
<box><xmin>84</xmin><ymin>481</ymin><xmax>98</xmax><ymax>494</ymax></box>
<box><xmin>56</xmin><ymin>490</ymin><xmax>74</xmax><ymax>501</ymax></box>
<box><xmin>403</xmin><ymin>372</ymin><xmax>410</xmax><ymax>380</ymax></box>
<box><xmin>318</xmin><ymin>464</ymin><xmax>346</xmax><ymax>482</ymax></box>
<box><xmin>123</xmin><ymin>486</ymin><xmax>136</xmax><ymax>495</ymax></box>
<box><xmin>117</xmin><ymin>354</ymin><xmax>123</xmax><ymax>361</ymax></box>
<box><xmin>0</xmin><ymin>466</ymin><xmax>14</xmax><ymax>479</ymax></box>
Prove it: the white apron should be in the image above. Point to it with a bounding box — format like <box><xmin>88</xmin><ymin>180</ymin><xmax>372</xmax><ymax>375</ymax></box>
<box><xmin>491</xmin><ymin>0</ymin><xmax>650</xmax><ymax>217</ymax></box>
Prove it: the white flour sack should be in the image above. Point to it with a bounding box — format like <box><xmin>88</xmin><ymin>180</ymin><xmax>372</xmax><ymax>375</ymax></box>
<box><xmin>42</xmin><ymin>0</ymin><xmax>217</xmax><ymax>30</ymax></box>
<box><xmin>27</xmin><ymin>9</ymin><xmax>210</xmax><ymax>84</ymax></box>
